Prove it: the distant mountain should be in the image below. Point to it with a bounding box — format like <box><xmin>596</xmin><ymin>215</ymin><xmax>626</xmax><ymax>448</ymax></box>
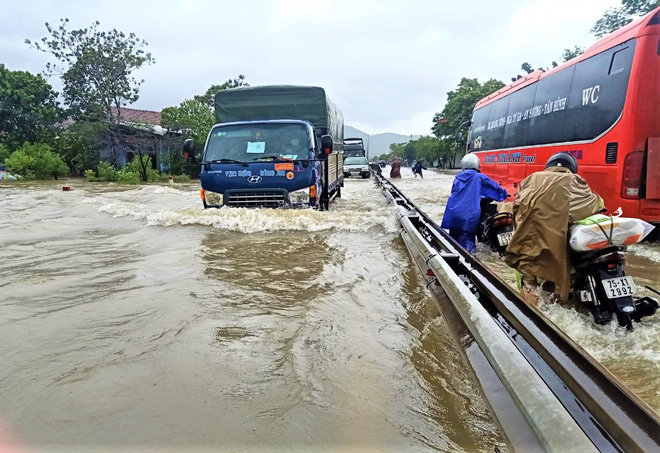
<box><xmin>345</xmin><ymin>125</ymin><xmax>420</xmax><ymax>159</ymax></box>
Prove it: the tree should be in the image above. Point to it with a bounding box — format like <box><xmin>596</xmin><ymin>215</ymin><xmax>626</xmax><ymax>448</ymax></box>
<box><xmin>51</xmin><ymin>121</ymin><xmax>102</xmax><ymax>175</ymax></box>
<box><xmin>561</xmin><ymin>46</ymin><xmax>585</xmax><ymax>63</ymax></box>
<box><xmin>5</xmin><ymin>142</ymin><xmax>69</xmax><ymax>179</ymax></box>
<box><xmin>432</xmin><ymin>78</ymin><xmax>505</xmax><ymax>167</ymax></box>
<box><xmin>0</xmin><ymin>144</ymin><xmax>10</xmax><ymax>164</ymax></box>
<box><xmin>161</xmin><ymin>99</ymin><xmax>215</xmax><ymax>145</ymax></box>
<box><xmin>591</xmin><ymin>0</ymin><xmax>659</xmax><ymax>37</ymax></box>
<box><xmin>511</xmin><ymin>61</ymin><xmax>549</xmax><ymax>82</ymax></box>
<box><xmin>161</xmin><ymin>76</ymin><xmax>249</xmax><ymax>148</ymax></box>
<box><xmin>27</xmin><ymin>19</ymin><xmax>155</xmax><ymax>162</ymax></box>
<box><xmin>27</xmin><ymin>19</ymin><xmax>155</xmax><ymax>121</ymax></box>
<box><xmin>0</xmin><ymin>64</ymin><xmax>62</xmax><ymax>150</ymax></box>
<box><xmin>194</xmin><ymin>75</ymin><xmax>248</xmax><ymax>108</ymax></box>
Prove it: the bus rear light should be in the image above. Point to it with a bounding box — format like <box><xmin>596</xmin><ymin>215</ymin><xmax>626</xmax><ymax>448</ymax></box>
<box><xmin>621</xmin><ymin>151</ymin><xmax>644</xmax><ymax>199</ymax></box>
<box><xmin>200</xmin><ymin>189</ymin><xmax>205</xmax><ymax>200</ymax></box>
<box><xmin>309</xmin><ymin>185</ymin><xmax>317</xmax><ymax>199</ymax></box>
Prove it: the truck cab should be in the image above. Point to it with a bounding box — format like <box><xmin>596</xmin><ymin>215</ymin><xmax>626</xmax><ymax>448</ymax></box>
<box><xmin>343</xmin><ymin>137</ymin><xmax>366</xmax><ymax>158</ymax></box>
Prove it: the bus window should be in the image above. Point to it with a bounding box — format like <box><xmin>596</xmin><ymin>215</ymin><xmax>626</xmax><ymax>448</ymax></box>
<box><xmin>485</xmin><ymin>96</ymin><xmax>510</xmax><ymax>150</ymax></box>
<box><xmin>470</xmin><ymin>104</ymin><xmax>490</xmax><ymax>151</ymax></box>
<box><xmin>565</xmin><ymin>39</ymin><xmax>635</xmax><ymax>142</ymax></box>
<box><xmin>503</xmin><ymin>83</ymin><xmax>536</xmax><ymax>148</ymax></box>
<box><xmin>528</xmin><ymin>66</ymin><xmax>575</xmax><ymax>145</ymax></box>
<box><xmin>609</xmin><ymin>47</ymin><xmax>630</xmax><ymax>75</ymax></box>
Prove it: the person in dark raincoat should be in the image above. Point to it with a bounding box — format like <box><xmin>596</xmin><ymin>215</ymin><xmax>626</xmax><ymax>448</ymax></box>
<box><xmin>389</xmin><ymin>158</ymin><xmax>401</xmax><ymax>178</ymax></box>
<box><xmin>441</xmin><ymin>154</ymin><xmax>508</xmax><ymax>253</ymax></box>
<box><xmin>412</xmin><ymin>161</ymin><xmax>424</xmax><ymax>178</ymax></box>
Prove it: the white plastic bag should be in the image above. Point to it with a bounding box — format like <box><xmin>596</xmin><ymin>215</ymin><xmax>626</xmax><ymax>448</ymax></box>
<box><xmin>569</xmin><ymin>214</ymin><xmax>655</xmax><ymax>251</ymax></box>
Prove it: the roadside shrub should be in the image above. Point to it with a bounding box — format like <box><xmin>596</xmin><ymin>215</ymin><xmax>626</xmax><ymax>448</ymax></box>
<box><xmin>84</xmin><ymin>169</ymin><xmax>97</xmax><ymax>181</ymax></box>
<box><xmin>126</xmin><ymin>155</ymin><xmax>160</xmax><ymax>182</ymax></box>
<box><xmin>5</xmin><ymin>142</ymin><xmax>68</xmax><ymax>179</ymax></box>
<box><xmin>97</xmin><ymin>161</ymin><xmax>118</xmax><ymax>182</ymax></box>
<box><xmin>117</xmin><ymin>168</ymin><xmax>140</xmax><ymax>184</ymax></box>
<box><xmin>173</xmin><ymin>174</ymin><xmax>190</xmax><ymax>183</ymax></box>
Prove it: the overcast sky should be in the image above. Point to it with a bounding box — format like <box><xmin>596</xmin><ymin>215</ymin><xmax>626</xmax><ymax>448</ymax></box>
<box><xmin>2</xmin><ymin>0</ymin><xmax>621</xmax><ymax>136</ymax></box>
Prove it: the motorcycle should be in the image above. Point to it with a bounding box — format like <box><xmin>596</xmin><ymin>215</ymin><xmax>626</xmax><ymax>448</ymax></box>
<box><xmin>569</xmin><ymin>213</ymin><xmax>658</xmax><ymax>330</ymax></box>
<box><xmin>477</xmin><ymin>198</ymin><xmax>515</xmax><ymax>256</ymax></box>
<box><xmin>571</xmin><ymin>246</ymin><xmax>658</xmax><ymax>330</ymax></box>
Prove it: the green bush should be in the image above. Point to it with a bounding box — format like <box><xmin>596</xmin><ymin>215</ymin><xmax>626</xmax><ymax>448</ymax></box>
<box><xmin>97</xmin><ymin>161</ymin><xmax>118</xmax><ymax>182</ymax></box>
<box><xmin>4</xmin><ymin>142</ymin><xmax>68</xmax><ymax>179</ymax></box>
<box><xmin>173</xmin><ymin>174</ymin><xmax>191</xmax><ymax>183</ymax></box>
<box><xmin>125</xmin><ymin>154</ymin><xmax>160</xmax><ymax>182</ymax></box>
<box><xmin>84</xmin><ymin>169</ymin><xmax>97</xmax><ymax>181</ymax></box>
<box><xmin>117</xmin><ymin>168</ymin><xmax>140</xmax><ymax>184</ymax></box>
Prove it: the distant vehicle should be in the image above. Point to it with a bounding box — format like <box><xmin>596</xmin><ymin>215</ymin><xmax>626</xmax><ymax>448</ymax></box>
<box><xmin>468</xmin><ymin>7</ymin><xmax>660</xmax><ymax>226</ymax></box>
<box><xmin>344</xmin><ymin>156</ymin><xmax>370</xmax><ymax>179</ymax></box>
<box><xmin>377</xmin><ymin>160</ymin><xmax>387</xmax><ymax>168</ymax></box>
<box><xmin>188</xmin><ymin>85</ymin><xmax>344</xmax><ymax>210</ymax></box>
<box><xmin>343</xmin><ymin>138</ymin><xmax>366</xmax><ymax>158</ymax></box>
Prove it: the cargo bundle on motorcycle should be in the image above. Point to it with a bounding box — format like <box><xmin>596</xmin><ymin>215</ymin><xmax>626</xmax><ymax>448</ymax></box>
<box><xmin>569</xmin><ymin>214</ymin><xmax>655</xmax><ymax>251</ymax></box>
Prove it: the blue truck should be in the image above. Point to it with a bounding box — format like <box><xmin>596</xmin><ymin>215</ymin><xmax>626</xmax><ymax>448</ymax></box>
<box><xmin>185</xmin><ymin>85</ymin><xmax>344</xmax><ymax>210</ymax></box>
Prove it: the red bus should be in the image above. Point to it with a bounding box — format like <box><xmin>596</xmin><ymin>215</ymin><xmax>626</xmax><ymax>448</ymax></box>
<box><xmin>468</xmin><ymin>7</ymin><xmax>660</xmax><ymax>225</ymax></box>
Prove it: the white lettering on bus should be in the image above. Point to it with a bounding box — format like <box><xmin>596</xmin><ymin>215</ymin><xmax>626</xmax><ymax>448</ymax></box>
<box><xmin>582</xmin><ymin>85</ymin><xmax>600</xmax><ymax>105</ymax></box>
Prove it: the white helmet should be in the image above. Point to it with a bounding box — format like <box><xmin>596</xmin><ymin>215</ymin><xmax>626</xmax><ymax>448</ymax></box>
<box><xmin>460</xmin><ymin>154</ymin><xmax>480</xmax><ymax>171</ymax></box>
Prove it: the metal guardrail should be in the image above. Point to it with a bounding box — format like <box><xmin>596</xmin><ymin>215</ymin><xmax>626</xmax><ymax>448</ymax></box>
<box><xmin>373</xmin><ymin>172</ymin><xmax>660</xmax><ymax>452</ymax></box>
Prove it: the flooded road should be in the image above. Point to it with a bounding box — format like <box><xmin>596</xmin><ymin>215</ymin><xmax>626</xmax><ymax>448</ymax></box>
<box><xmin>391</xmin><ymin>166</ymin><xmax>660</xmax><ymax>413</ymax></box>
<box><xmin>1</xmin><ymin>168</ymin><xmax>658</xmax><ymax>452</ymax></box>
<box><xmin>1</xmin><ymin>178</ymin><xmax>502</xmax><ymax>452</ymax></box>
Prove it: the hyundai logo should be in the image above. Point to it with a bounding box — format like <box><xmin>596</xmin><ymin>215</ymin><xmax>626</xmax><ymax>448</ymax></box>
<box><xmin>247</xmin><ymin>175</ymin><xmax>262</xmax><ymax>184</ymax></box>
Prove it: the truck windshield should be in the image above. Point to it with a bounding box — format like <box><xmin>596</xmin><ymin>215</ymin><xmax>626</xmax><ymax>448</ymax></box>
<box><xmin>344</xmin><ymin>146</ymin><xmax>364</xmax><ymax>157</ymax></box>
<box><xmin>205</xmin><ymin>123</ymin><xmax>312</xmax><ymax>162</ymax></box>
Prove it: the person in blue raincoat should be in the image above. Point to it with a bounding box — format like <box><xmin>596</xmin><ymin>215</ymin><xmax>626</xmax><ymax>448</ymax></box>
<box><xmin>441</xmin><ymin>154</ymin><xmax>508</xmax><ymax>253</ymax></box>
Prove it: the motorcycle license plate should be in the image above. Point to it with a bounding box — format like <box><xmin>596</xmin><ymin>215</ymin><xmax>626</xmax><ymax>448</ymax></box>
<box><xmin>497</xmin><ymin>231</ymin><xmax>514</xmax><ymax>246</ymax></box>
<box><xmin>602</xmin><ymin>276</ymin><xmax>636</xmax><ymax>299</ymax></box>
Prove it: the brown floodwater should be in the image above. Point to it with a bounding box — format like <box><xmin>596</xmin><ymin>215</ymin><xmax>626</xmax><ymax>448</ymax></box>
<box><xmin>1</xmin><ymin>169</ymin><xmax>658</xmax><ymax>452</ymax></box>
<box><xmin>0</xmin><ymin>177</ymin><xmax>504</xmax><ymax>452</ymax></box>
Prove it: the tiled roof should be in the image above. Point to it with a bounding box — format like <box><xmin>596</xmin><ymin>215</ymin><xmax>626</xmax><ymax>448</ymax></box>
<box><xmin>113</xmin><ymin>108</ymin><xmax>162</xmax><ymax>126</ymax></box>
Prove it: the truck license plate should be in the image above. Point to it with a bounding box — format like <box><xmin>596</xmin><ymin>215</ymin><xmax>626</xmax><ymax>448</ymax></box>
<box><xmin>497</xmin><ymin>231</ymin><xmax>514</xmax><ymax>246</ymax></box>
<box><xmin>602</xmin><ymin>276</ymin><xmax>636</xmax><ymax>299</ymax></box>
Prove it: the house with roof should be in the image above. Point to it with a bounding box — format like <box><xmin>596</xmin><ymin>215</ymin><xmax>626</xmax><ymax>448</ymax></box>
<box><xmin>99</xmin><ymin>108</ymin><xmax>181</xmax><ymax>171</ymax></box>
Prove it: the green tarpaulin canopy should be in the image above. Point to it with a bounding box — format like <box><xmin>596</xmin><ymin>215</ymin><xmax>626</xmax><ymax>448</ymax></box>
<box><xmin>214</xmin><ymin>85</ymin><xmax>343</xmax><ymax>143</ymax></box>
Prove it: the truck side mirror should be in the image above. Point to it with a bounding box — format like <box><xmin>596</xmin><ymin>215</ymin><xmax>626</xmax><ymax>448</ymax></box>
<box><xmin>183</xmin><ymin>139</ymin><xmax>195</xmax><ymax>159</ymax></box>
<box><xmin>320</xmin><ymin>135</ymin><xmax>333</xmax><ymax>156</ymax></box>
